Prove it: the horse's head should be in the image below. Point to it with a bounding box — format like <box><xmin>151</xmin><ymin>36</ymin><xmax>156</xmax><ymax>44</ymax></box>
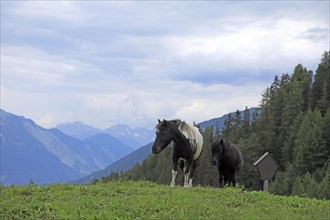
<box><xmin>152</xmin><ymin>119</ymin><xmax>176</xmax><ymax>154</ymax></box>
<box><xmin>211</xmin><ymin>138</ymin><xmax>224</xmax><ymax>166</ymax></box>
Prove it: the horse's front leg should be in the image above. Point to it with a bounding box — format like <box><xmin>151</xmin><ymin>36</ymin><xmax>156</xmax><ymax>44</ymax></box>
<box><xmin>170</xmin><ymin>155</ymin><xmax>178</xmax><ymax>187</ymax></box>
<box><xmin>217</xmin><ymin>167</ymin><xmax>223</xmax><ymax>187</ymax></box>
<box><xmin>183</xmin><ymin>160</ymin><xmax>192</xmax><ymax>188</ymax></box>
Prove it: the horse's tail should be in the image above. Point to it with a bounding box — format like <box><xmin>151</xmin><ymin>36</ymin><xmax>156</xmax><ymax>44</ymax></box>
<box><xmin>234</xmin><ymin>145</ymin><xmax>244</xmax><ymax>172</ymax></box>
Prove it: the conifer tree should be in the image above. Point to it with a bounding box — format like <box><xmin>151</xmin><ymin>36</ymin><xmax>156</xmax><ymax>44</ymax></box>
<box><xmin>214</xmin><ymin>122</ymin><xmax>221</xmax><ymax>139</ymax></box>
<box><xmin>237</xmin><ymin>132</ymin><xmax>262</xmax><ymax>190</ymax></box>
<box><xmin>242</xmin><ymin>106</ymin><xmax>251</xmax><ymax>139</ymax></box>
<box><xmin>322</xmin><ymin>109</ymin><xmax>330</xmax><ymax>155</ymax></box>
<box><xmin>222</xmin><ymin>113</ymin><xmax>234</xmax><ymax>140</ymax></box>
<box><xmin>292</xmin><ymin>176</ymin><xmax>305</xmax><ymax>196</ymax></box>
<box><xmin>281</xmin><ymin>113</ymin><xmax>303</xmax><ymax>166</ymax></box>
<box><xmin>302</xmin><ymin>172</ymin><xmax>319</xmax><ymax>198</ymax></box>
<box><xmin>294</xmin><ymin>110</ymin><xmax>325</xmax><ymax>174</ymax></box>
<box><xmin>311</xmin><ymin>51</ymin><xmax>330</xmax><ymax>114</ymax></box>
<box><xmin>226</xmin><ymin>110</ymin><xmax>243</xmax><ymax>143</ymax></box>
<box><xmin>269</xmin><ymin>171</ymin><xmax>286</xmax><ymax>195</ymax></box>
<box><xmin>319</xmin><ymin>162</ymin><xmax>330</xmax><ymax>199</ymax></box>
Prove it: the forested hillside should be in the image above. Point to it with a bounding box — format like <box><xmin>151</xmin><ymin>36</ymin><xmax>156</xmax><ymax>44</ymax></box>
<box><xmin>98</xmin><ymin>51</ymin><xmax>330</xmax><ymax>199</ymax></box>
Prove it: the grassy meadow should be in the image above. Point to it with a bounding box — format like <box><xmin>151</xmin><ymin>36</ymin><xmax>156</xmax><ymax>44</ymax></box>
<box><xmin>1</xmin><ymin>181</ymin><xmax>329</xmax><ymax>219</ymax></box>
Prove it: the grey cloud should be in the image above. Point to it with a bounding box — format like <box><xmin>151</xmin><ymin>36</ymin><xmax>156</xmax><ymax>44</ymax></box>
<box><xmin>298</xmin><ymin>27</ymin><xmax>329</xmax><ymax>42</ymax></box>
<box><xmin>1</xmin><ymin>0</ymin><xmax>329</xmax><ymax>128</ymax></box>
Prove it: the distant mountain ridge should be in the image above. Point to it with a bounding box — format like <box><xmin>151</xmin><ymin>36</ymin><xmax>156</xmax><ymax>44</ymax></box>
<box><xmin>71</xmin><ymin>143</ymin><xmax>152</xmax><ymax>184</ymax></box>
<box><xmin>56</xmin><ymin>122</ymin><xmax>155</xmax><ymax>149</ymax></box>
<box><xmin>198</xmin><ymin>107</ymin><xmax>259</xmax><ymax>130</ymax></box>
<box><xmin>0</xmin><ymin>109</ymin><xmax>133</xmax><ymax>185</ymax></box>
<box><xmin>56</xmin><ymin>122</ymin><xmax>101</xmax><ymax>140</ymax></box>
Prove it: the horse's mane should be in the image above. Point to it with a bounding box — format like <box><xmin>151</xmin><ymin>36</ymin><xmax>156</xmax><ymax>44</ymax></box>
<box><xmin>178</xmin><ymin>121</ymin><xmax>199</xmax><ymax>153</ymax></box>
<box><xmin>178</xmin><ymin>121</ymin><xmax>195</xmax><ymax>140</ymax></box>
<box><xmin>155</xmin><ymin>119</ymin><xmax>181</xmax><ymax>131</ymax></box>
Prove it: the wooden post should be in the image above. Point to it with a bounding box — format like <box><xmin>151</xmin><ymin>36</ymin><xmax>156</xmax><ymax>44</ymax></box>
<box><xmin>263</xmin><ymin>180</ymin><xmax>269</xmax><ymax>192</ymax></box>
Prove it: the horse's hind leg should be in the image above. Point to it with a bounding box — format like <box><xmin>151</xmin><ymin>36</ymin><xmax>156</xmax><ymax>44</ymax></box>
<box><xmin>187</xmin><ymin>160</ymin><xmax>198</xmax><ymax>188</ymax></box>
<box><xmin>224</xmin><ymin>174</ymin><xmax>229</xmax><ymax>186</ymax></box>
<box><xmin>183</xmin><ymin>160</ymin><xmax>192</xmax><ymax>188</ymax></box>
<box><xmin>230</xmin><ymin>172</ymin><xmax>236</xmax><ymax>187</ymax></box>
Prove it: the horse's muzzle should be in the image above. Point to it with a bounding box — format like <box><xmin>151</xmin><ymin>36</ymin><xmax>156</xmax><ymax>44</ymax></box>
<box><xmin>152</xmin><ymin>146</ymin><xmax>159</xmax><ymax>154</ymax></box>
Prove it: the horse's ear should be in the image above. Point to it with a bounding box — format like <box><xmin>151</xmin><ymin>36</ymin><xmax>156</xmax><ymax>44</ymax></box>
<box><xmin>163</xmin><ymin>119</ymin><xmax>167</xmax><ymax>125</ymax></box>
<box><xmin>158</xmin><ymin>119</ymin><xmax>161</xmax><ymax>123</ymax></box>
<box><xmin>220</xmin><ymin>139</ymin><xmax>224</xmax><ymax>146</ymax></box>
<box><xmin>210</xmin><ymin>138</ymin><xmax>213</xmax><ymax>143</ymax></box>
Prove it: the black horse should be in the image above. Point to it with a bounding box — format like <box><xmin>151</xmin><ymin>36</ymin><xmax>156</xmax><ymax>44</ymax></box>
<box><xmin>152</xmin><ymin>119</ymin><xmax>203</xmax><ymax>188</ymax></box>
<box><xmin>211</xmin><ymin>138</ymin><xmax>244</xmax><ymax>187</ymax></box>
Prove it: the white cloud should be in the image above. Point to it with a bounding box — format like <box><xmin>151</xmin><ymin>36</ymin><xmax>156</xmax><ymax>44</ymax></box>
<box><xmin>1</xmin><ymin>1</ymin><xmax>329</xmax><ymax>129</ymax></box>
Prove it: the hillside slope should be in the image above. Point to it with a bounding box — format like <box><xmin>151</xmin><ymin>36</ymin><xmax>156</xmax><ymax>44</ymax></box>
<box><xmin>1</xmin><ymin>181</ymin><xmax>329</xmax><ymax>219</ymax></box>
<box><xmin>71</xmin><ymin>143</ymin><xmax>152</xmax><ymax>184</ymax></box>
<box><xmin>0</xmin><ymin>109</ymin><xmax>134</xmax><ymax>185</ymax></box>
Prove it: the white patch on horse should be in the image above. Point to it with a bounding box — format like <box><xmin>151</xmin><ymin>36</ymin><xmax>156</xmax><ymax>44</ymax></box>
<box><xmin>178</xmin><ymin>122</ymin><xmax>203</xmax><ymax>160</ymax></box>
<box><xmin>170</xmin><ymin>170</ymin><xmax>177</xmax><ymax>187</ymax></box>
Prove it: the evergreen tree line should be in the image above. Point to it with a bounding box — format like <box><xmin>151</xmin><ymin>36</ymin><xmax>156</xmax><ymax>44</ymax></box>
<box><xmin>97</xmin><ymin>51</ymin><xmax>330</xmax><ymax>199</ymax></box>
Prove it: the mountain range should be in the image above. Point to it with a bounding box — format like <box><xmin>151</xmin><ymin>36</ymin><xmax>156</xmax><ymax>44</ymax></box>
<box><xmin>56</xmin><ymin>122</ymin><xmax>155</xmax><ymax>149</ymax></box>
<box><xmin>70</xmin><ymin>143</ymin><xmax>152</xmax><ymax>184</ymax></box>
<box><xmin>1</xmin><ymin>107</ymin><xmax>257</xmax><ymax>185</ymax></box>
<box><xmin>0</xmin><ymin>109</ymin><xmax>133</xmax><ymax>185</ymax></box>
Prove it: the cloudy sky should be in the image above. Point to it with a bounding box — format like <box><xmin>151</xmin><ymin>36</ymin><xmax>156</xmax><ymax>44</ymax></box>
<box><xmin>1</xmin><ymin>1</ymin><xmax>329</xmax><ymax>130</ymax></box>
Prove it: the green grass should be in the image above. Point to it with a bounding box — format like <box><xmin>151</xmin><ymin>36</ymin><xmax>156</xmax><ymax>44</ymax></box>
<box><xmin>1</xmin><ymin>181</ymin><xmax>329</xmax><ymax>219</ymax></box>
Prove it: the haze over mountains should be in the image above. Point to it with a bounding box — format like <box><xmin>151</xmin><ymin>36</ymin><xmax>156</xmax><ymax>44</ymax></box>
<box><xmin>1</xmin><ymin>109</ymin><xmax>135</xmax><ymax>185</ymax></box>
<box><xmin>1</xmin><ymin>108</ymin><xmax>257</xmax><ymax>185</ymax></box>
<box><xmin>56</xmin><ymin>122</ymin><xmax>155</xmax><ymax>149</ymax></box>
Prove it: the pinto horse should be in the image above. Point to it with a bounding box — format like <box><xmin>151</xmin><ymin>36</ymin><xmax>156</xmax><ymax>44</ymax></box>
<box><xmin>152</xmin><ymin>119</ymin><xmax>203</xmax><ymax>188</ymax></box>
<box><xmin>211</xmin><ymin>138</ymin><xmax>244</xmax><ymax>187</ymax></box>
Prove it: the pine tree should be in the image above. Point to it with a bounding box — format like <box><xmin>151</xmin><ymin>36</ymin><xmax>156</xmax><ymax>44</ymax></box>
<box><xmin>291</xmin><ymin>64</ymin><xmax>313</xmax><ymax>112</ymax></box>
<box><xmin>222</xmin><ymin>113</ymin><xmax>234</xmax><ymax>140</ymax></box>
<box><xmin>237</xmin><ymin>132</ymin><xmax>263</xmax><ymax>190</ymax></box>
<box><xmin>319</xmin><ymin>161</ymin><xmax>330</xmax><ymax>199</ymax></box>
<box><xmin>214</xmin><ymin>122</ymin><xmax>221</xmax><ymax>139</ymax></box>
<box><xmin>269</xmin><ymin>171</ymin><xmax>286</xmax><ymax>195</ymax></box>
<box><xmin>232</xmin><ymin>110</ymin><xmax>242</xmax><ymax>143</ymax></box>
<box><xmin>270</xmin><ymin>164</ymin><xmax>297</xmax><ymax>196</ymax></box>
<box><xmin>292</xmin><ymin>176</ymin><xmax>306</xmax><ymax>196</ymax></box>
<box><xmin>281</xmin><ymin>113</ymin><xmax>303</xmax><ymax>166</ymax></box>
<box><xmin>294</xmin><ymin>110</ymin><xmax>325</xmax><ymax>174</ymax></box>
<box><xmin>311</xmin><ymin>51</ymin><xmax>330</xmax><ymax>115</ymax></box>
<box><xmin>301</xmin><ymin>172</ymin><xmax>319</xmax><ymax>198</ymax></box>
<box><xmin>242</xmin><ymin>106</ymin><xmax>251</xmax><ymax>139</ymax></box>
<box><xmin>322</xmin><ymin>109</ymin><xmax>330</xmax><ymax>155</ymax></box>
<box><xmin>281</xmin><ymin>164</ymin><xmax>297</xmax><ymax>195</ymax></box>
